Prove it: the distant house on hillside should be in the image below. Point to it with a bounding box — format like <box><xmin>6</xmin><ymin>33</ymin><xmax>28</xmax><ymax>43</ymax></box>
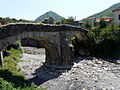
<box><xmin>82</xmin><ymin>7</ymin><xmax>120</xmax><ymax>27</ymax></box>
<box><xmin>112</xmin><ymin>7</ymin><xmax>120</xmax><ymax>25</ymax></box>
<box><xmin>42</xmin><ymin>17</ymin><xmax>54</xmax><ymax>24</ymax></box>
<box><xmin>93</xmin><ymin>16</ymin><xmax>113</xmax><ymax>27</ymax></box>
<box><xmin>84</xmin><ymin>16</ymin><xmax>113</xmax><ymax>27</ymax></box>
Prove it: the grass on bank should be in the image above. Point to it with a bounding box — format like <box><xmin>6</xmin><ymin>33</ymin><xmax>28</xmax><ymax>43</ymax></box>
<box><xmin>0</xmin><ymin>48</ymin><xmax>45</xmax><ymax>90</ymax></box>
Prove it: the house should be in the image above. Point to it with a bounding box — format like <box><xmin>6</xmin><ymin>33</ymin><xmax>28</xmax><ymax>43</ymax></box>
<box><xmin>112</xmin><ymin>8</ymin><xmax>120</xmax><ymax>25</ymax></box>
<box><xmin>43</xmin><ymin>17</ymin><xmax>54</xmax><ymax>24</ymax></box>
<box><xmin>95</xmin><ymin>16</ymin><xmax>113</xmax><ymax>27</ymax></box>
<box><xmin>102</xmin><ymin>16</ymin><xmax>113</xmax><ymax>24</ymax></box>
<box><xmin>84</xmin><ymin>16</ymin><xmax>113</xmax><ymax>27</ymax></box>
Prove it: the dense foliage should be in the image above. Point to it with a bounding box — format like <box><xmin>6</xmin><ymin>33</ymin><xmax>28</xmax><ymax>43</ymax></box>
<box><xmin>87</xmin><ymin>23</ymin><xmax>120</xmax><ymax>58</ymax></box>
<box><xmin>80</xmin><ymin>20</ymin><xmax>92</xmax><ymax>29</ymax></box>
<box><xmin>55</xmin><ymin>16</ymin><xmax>75</xmax><ymax>24</ymax></box>
<box><xmin>0</xmin><ymin>17</ymin><xmax>35</xmax><ymax>25</ymax></box>
<box><xmin>73</xmin><ymin>23</ymin><xmax>120</xmax><ymax>58</ymax></box>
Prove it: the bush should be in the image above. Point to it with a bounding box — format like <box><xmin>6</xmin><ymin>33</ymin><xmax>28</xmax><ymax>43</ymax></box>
<box><xmin>86</xmin><ymin>24</ymin><xmax>120</xmax><ymax>58</ymax></box>
<box><xmin>7</xmin><ymin>41</ymin><xmax>22</xmax><ymax>51</ymax></box>
<box><xmin>56</xmin><ymin>16</ymin><xmax>74</xmax><ymax>24</ymax></box>
<box><xmin>73</xmin><ymin>23</ymin><xmax>120</xmax><ymax>58</ymax></box>
<box><xmin>0</xmin><ymin>48</ymin><xmax>45</xmax><ymax>90</ymax></box>
<box><xmin>0</xmin><ymin>77</ymin><xmax>15</xmax><ymax>90</ymax></box>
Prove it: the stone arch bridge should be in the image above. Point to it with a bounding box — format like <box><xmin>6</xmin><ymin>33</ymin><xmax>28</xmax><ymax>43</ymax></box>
<box><xmin>0</xmin><ymin>23</ymin><xmax>88</xmax><ymax>69</ymax></box>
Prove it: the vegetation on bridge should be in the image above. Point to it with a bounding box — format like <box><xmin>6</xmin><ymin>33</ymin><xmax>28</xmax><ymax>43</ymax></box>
<box><xmin>0</xmin><ymin>17</ymin><xmax>35</xmax><ymax>25</ymax></box>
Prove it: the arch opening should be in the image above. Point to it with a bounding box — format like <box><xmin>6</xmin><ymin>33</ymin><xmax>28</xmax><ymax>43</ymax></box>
<box><xmin>28</xmin><ymin>36</ymin><xmax>60</xmax><ymax>66</ymax></box>
<box><xmin>1</xmin><ymin>34</ymin><xmax>60</xmax><ymax>67</ymax></box>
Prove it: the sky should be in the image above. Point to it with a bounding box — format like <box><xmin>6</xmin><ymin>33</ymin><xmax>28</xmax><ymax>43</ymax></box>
<box><xmin>0</xmin><ymin>0</ymin><xmax>120</xmax><ymax>21</ymax></box>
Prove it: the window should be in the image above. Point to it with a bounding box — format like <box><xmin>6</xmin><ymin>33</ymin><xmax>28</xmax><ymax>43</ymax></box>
<box><xmin>118</xmin><ymin>15</ymin><xmax>120</xmax><ymax>20</ymax></box>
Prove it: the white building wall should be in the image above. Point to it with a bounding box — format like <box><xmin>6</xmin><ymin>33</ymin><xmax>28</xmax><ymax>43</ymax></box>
<box><xmin>113</xmin><ymin>11</ymin><xmax>120</xmax><ymax>24</ymax></box>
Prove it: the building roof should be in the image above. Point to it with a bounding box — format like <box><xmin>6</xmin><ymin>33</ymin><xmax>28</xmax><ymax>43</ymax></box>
<box><xmin>112</xmin><ymin>8</ymin><xmax>120</xmax><ymax>12</ymax></box>
<box><xmin>94</xmin><ymin>17</ymin><xmax>113</xmax><ymax>23</ymax></box>
<box><xmin>104</xmin><ymin>18</ymin><xmax>113</xmax><ymax>22</ymax></box>
<box><xmin>83</xmin><ymin>16</ymin><xmax>113</xmax><ymax>23</ymax></box>
<box><xmin>102</xmin><ymin>16</ymin><xmax>113</xmax><ymax>22</ymax></box>
<box><xmin>102</xmin><ymin>16</ymin><xmax>111</xmax><ymax>19</ymax></box>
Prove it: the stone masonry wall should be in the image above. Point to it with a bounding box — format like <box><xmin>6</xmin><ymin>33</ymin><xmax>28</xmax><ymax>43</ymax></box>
<box><xmin>0</xmin><ymin>23</ymin><xmax>87</xmax><ymax>68</ymax></box>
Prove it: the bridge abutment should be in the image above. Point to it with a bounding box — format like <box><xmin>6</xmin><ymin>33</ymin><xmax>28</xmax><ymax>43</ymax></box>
<box><xmin>43</xmin><ymin>32</ymin><xmax>74</xmax><ymax>69</ymax></box>
<box><xmin>60</xmin><ymin>32</ymin><xmax>74</xmax><ymax>65</ymax></box>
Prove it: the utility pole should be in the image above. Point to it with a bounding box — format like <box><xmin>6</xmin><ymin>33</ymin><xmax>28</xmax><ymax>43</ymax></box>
<box><xmin>0</xmin><ymin>51</ymin><xmax>3</xmax><ymax>67</ymax></box>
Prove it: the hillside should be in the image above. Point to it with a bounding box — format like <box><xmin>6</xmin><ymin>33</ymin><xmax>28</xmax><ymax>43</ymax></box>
<box><xmin>88</xmin><ymin>2</ymin><xmax>120</xmax><ymax>19</ymax></box>
<box><xmin>34</xmin><ymin>11</ymin><xmax>65</xmax><ymax>22</ymax></box>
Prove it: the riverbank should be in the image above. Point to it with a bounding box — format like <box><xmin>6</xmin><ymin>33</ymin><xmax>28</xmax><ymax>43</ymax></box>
<box><xmin>0</xmin><ymin>48</ymin><xmax>44</xmax><ymax>90</ymax></box>
<box><xmin>19</xmin><ymin>47</ymin><xmax>120</xmax><ymax>90</ymax></box>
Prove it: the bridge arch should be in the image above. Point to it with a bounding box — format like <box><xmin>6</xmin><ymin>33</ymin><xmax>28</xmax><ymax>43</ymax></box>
<box><xmin>0</xmin><ymin>23</ymin><xmax>88</xmax><ymax>69</ymax></box>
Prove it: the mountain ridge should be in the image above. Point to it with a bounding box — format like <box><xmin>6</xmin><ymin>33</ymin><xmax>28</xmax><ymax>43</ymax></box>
<box><xmin>34</xmin><ymin>11</ymin><xmax>65</xmax><ymax>22</ymax></box>
<box><xmin>88</xmin><ymin>2</ymin><xmax>120</xmax><ymax>19</ymax></box>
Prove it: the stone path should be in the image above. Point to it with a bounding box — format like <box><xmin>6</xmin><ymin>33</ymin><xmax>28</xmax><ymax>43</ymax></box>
<box><xmin>18</xmin><ymin>47</ymin><xmax>120</xmax><ymax>90</ymax></box>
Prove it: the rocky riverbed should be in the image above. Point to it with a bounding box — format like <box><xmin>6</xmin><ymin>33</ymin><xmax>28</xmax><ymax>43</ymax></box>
<box><xmin>18</xmin><ymin>47</ymin><xmax>120</xmax><ymax>90</ymax></box>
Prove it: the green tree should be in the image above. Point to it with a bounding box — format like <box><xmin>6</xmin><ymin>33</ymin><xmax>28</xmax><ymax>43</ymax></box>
<box><xmin>82</xmin><ymin>20</ymin><xmax>91</xmax><ymax>29</ymax></box>
<box><xmin>99</xmin><ymin>18</ymin><xmax>106</xmax><ymax>29</ymax></box>
<box><xmin>86</xmin><ymin>24</ymin><xmax>120</xmax><ymax>58</ymax></box>
<box><xmin>56</xmin><ymin>16</ymin><xmax>74</xmax><ymax>24</ymax></box>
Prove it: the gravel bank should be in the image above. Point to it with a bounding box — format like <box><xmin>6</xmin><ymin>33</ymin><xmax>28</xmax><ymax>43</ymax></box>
<box><xmin>18</xmin><ymin>47</ymin><xmax>120</xmax><ymax>90</ymax></box>
<box><xmin>18</xmin><ymin>47</ymin><xmax>45</xmax><ymax>79</ymax></box>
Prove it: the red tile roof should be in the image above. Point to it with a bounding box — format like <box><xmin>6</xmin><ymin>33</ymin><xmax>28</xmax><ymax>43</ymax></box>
<box><xmin>83</xmin><ymin>16</ymin><xmax>113</xmax><ymax>22</ymax></box>
<box><xmin>94</xmin><ymin>16</ymin><xmax>113</xmax><ymax>23</ymax></box>
<box><xmin>102</xmin><ymin>16</ymin><xmax>113</xmax><ymax>22</ymax></box>
<box><xmin>112</xmin><ymin>8</ymin><xmax>120</xmax><ymax>12</ymax></box>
